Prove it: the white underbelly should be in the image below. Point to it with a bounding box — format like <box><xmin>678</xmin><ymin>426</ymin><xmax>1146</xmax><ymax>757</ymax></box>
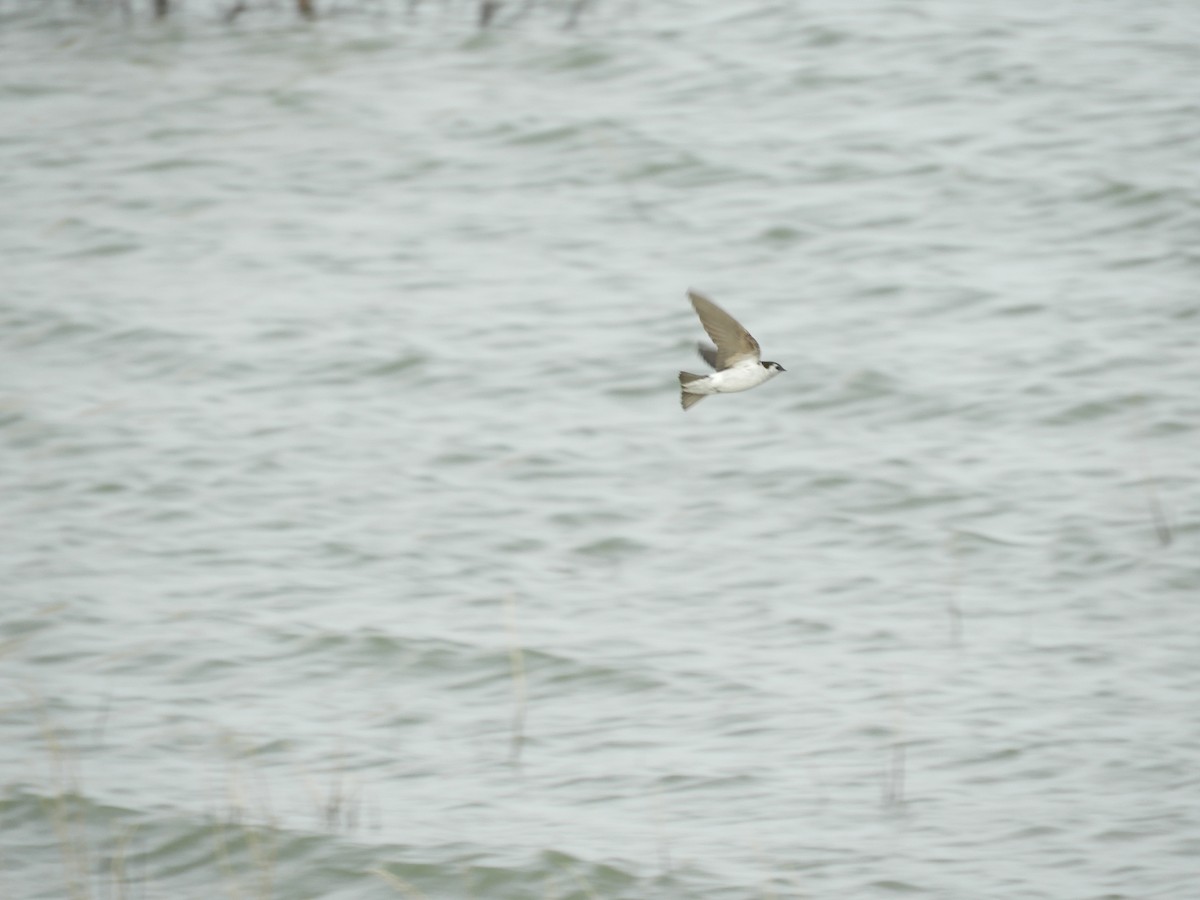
<box><xmin>710</xmin><ymin>365</ymin><xmax>768</xmax><ymax>393</ymax></box>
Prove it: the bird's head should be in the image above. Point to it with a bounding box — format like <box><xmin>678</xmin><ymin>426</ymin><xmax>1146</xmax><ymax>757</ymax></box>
<box><xmin>761</xmin><ymin>360</ymin><xmax>786</xmax><ymax>376</ymax></box>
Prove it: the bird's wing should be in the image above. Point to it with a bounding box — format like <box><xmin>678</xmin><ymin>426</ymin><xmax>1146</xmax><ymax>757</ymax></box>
<box><xmin>697</xmin><ymin>343</ymin><xmax>720</xmax><ymax>370</ymax></box>
<box><xmin>688</xmin><ymin>290</ymin><xmax>761</xmax><ymax>370</ymax></box>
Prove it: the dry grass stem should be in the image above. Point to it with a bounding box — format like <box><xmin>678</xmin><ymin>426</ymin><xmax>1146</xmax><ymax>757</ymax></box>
<box><xmin>503</xmin><ymin>592</ymin><xmax>528</xmax><ymax>765</ymax></box>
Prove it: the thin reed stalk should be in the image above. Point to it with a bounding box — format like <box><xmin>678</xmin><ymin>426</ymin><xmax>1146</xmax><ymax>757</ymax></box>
<box><xmin>503</xmin><ymin>592</ymin><xmax>528</xmax><ymax>765</ymax></box>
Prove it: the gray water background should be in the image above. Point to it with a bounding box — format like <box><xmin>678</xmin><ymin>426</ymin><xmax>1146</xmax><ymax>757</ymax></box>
<box><xmin>2</xmin><ymin>1</ymin><xmax>1199</xmax><ymax>897</ymax></box>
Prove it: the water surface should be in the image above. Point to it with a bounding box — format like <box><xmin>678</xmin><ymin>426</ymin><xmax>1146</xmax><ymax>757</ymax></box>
<box><xmin>2</xmin><ymin>2</ymin><xmax>1198</xmax><ymax>897</ymax></box>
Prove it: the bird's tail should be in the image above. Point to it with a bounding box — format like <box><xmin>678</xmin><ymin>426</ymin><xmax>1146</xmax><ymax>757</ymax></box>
<box><xmin>679</xmin><ymin>371</ymin><xmax>706</xmax><ymax>411</ymax></box>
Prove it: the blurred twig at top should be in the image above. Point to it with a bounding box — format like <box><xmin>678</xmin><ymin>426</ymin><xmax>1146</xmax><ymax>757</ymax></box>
<box><xmin>68</xmin><ymin>0</ymin><xmax>604</xmax><ymax>27</ymax></box>
<box><xmin>479</xmin><ymin>0</ymin><xmax>500</xmax><ymax>28</ymax></box>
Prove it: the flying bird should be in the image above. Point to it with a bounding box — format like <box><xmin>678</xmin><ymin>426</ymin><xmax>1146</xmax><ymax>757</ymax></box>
<box><xmin>678</xmin><ymin>290</ymin><xmax>785</xmax><ymax>411</ymax></box>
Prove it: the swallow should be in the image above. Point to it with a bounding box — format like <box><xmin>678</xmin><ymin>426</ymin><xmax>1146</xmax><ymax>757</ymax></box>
<box><xmin>678</xmin><ymin>290</ymin><xmax>785</xmax><ymax>410</ymax></box>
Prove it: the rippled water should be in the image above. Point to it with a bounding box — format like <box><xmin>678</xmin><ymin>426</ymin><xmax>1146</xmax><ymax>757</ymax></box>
<box><xmin>3</xmin><ymin>2</ymin><xmax>1198</xmax><ymax>898</ymax></box>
